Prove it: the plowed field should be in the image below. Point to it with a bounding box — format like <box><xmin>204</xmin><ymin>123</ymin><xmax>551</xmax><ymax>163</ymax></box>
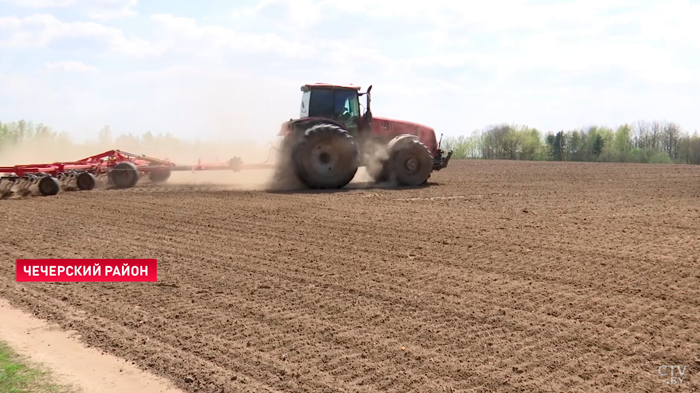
<box><xmin>2</xmin><ymin>160</ymin><xmax>700</xmax><ymax>393</ymax></box>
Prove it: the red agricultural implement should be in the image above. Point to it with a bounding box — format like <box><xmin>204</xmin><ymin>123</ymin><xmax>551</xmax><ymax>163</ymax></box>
<box><xmin>0</xmin><ymin>149</ymin><xmax>269</xmax><ymax>198</ymax></box>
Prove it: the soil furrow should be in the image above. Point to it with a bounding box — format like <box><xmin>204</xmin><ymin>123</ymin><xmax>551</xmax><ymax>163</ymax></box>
<box><xmin>2</xmin><ymin>160</ymin><xmax>699</xmax><ymax>393</ymax></box>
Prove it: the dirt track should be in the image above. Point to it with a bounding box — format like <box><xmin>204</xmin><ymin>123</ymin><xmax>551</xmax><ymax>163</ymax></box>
<box><xmin>1</xmin><ymin>160</ymin><xmax>700</xmax><ymax>393</ymax></box>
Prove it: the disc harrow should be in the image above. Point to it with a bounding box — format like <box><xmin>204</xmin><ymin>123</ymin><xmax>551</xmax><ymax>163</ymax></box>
<box><xmin>0</xmin><ymin>149</ymin><xmax>273</xmax><ymax>198</ymax></box>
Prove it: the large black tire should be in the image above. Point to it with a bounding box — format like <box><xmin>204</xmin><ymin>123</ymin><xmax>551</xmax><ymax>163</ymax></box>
<box><xmin>38</xmin><ymin>176</ymin><xmax>60</xmax><ymax>196</ymax></box>
<box><xmin>109</xmin><ymin>162</ymin><xmax>140</xmax><ymax>189</ymax></box>
<box><xmin>291</xmin><ymin>124</ymin><xmax>359</xmax><ymax>189</ymax></box>
<box><xmin>386</xmin><ymin>135</ymin><xmax>433</xmax><ymax>186</ymax></box>
<box><xmin>76</xmin><ymin>172</ymin><xmax>96</xmax><ymax>190</ymax></box>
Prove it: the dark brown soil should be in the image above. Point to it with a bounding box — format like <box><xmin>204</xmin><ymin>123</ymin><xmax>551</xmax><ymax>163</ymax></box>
<box><xmin>2</xmin><ymin>160</ymin><xmax>700</xmax><ymax>392</ymax></box>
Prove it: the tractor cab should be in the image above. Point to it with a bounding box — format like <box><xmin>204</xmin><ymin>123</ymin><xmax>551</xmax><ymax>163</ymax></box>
<box><xmin>299</xmin><ymin>83</ymin><xmax>372</xmax><ymax>133</ymax></box>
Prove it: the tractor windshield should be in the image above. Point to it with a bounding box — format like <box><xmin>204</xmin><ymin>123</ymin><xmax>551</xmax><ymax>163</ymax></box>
<box><xmin>308</xmin><ymin>88</ymin><xmax>360</xmax><ymax>126</ymax></box>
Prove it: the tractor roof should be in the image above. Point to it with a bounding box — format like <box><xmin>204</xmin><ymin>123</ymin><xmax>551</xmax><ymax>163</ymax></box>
<box><xmin>301</xmin><ymin>83</ymin><xmax>361</xmax><ymax>91</ymax></box>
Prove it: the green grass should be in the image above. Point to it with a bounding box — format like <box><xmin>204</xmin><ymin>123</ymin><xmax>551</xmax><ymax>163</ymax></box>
<box><xmin>0</xmin><ymin>341</ymin><xmax>77</xmax><ymax>393</ymax></box>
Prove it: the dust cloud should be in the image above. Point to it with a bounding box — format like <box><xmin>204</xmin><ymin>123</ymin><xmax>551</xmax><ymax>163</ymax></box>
<box><xmin>0</xmin><ymin>131</ymin><xmax>399</xmax><ymax>193</ymax></box>
<box><xmin>346</xmin><ymin>137</ymin><xmax>398</xmax><ymax>189</ymax></box>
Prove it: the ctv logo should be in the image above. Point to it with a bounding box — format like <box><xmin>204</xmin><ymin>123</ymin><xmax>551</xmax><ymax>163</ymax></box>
<box><xmin>658</xmin><ymin>365</ymin><xmax>688</xmax><ymax>385</ymax></box>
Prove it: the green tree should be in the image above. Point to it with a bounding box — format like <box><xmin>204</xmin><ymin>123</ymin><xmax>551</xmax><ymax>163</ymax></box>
<box><xmin>592</xmin><ymin>134</ymin><xmax>605</xmax><ymax>161</ymax></box>
<box><xmin>545</xmin><ymin>133</ymin><xmax>555</xmax><ymax>160</ymax></box>
<box><xmin>553</xmin><ymin>131</ymin><xmax>565</xmax><ymax>161</ymax></box>
<box><xmin>614</xmin><ymin>124</ymin><xmax>632</xmax><ymax>153</ymax></box>
<box><xmin>568</xmin><ymin>131</ymin><xmax>581</xmax><ymax>161</ymax></box>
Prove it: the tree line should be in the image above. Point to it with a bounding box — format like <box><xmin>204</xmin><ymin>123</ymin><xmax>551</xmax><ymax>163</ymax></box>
<box><xmin>0</xmin><ymin>120</ymin><xmax>264</xmax><ymax>165</ymax></box>
<box><xmin>0</xmin><ymin>120</ymin><xmax>190</xmax><ymax>151</ymax></box>
<box><xmin>440</xmin><ymin>120</ymin><xmax>700</xmax><ymax>164</ymax></box>
<box><xmin>2</xmin><ymin>118</ymin><xmax>700</xmax><ymax>165</ymax></box>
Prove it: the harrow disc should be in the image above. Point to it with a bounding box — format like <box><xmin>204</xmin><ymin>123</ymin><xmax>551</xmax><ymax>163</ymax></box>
<box><xmin>148</xmin><ymin>168</ymin><xmax>171</xmax><ymax>183</ymax></box>
<box><xmin>76</xmin><ymin>172</ymin><xmax>96</xmax><ymax>190</ymax></box>
<box><xmin>0</xmin><ymin>178</ymin><xmax>15</xmax><ymax>198</ymax></box>
<box><xmin>109</xmin><ymin>162</ymin><xmax>139</xmax><ymax>189</ymax></box>
<box><xmin>38</xmin><ymin>176</ymin><xmax>60</xmax><ymax>196</ymax></box>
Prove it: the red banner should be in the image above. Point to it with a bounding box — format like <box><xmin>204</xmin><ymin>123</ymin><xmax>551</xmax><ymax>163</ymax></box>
<box><xmin>15</xmin><ymin>259</ymin><xmax>158</xmax><ymax>282</ymax></box>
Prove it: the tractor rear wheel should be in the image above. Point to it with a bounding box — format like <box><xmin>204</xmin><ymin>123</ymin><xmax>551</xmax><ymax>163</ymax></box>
<box><xmin>292</xmin><ymin>124</ymin><xmax>359</xmax><ymax>189</ymax></box>
<box><xmin>109</xmin><ymin>162</ymin><xmax>140</xmax><ymax>189</ymax></box>
<box><xmin>386</xmin><ymin>135</ymin><xmax>433</xmax><ymax>186</ymax></box>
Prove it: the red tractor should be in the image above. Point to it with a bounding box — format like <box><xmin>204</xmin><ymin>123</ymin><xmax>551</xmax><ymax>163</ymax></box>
<box><xmin>275</xmin><ymin>83</ymin><xmax>452</xmax><ymax>189</ymax></box>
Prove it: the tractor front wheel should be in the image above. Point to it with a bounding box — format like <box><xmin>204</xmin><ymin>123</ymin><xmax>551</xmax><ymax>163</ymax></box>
<box><xmin>292</xmin><ymin>124</ymin><xmax>359</xmax><ymax>189</ymax></box>
<box><xmin>386</xmin><ymin>135</ymin><xmax>433</xmax><ymax>186</ymax></box>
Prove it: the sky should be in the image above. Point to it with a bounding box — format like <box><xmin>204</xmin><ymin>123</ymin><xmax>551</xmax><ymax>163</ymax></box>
<box><xmin>0</xmin><ymin>0</ymin><xmax>699</xmax><ymax>143</ymax></box>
